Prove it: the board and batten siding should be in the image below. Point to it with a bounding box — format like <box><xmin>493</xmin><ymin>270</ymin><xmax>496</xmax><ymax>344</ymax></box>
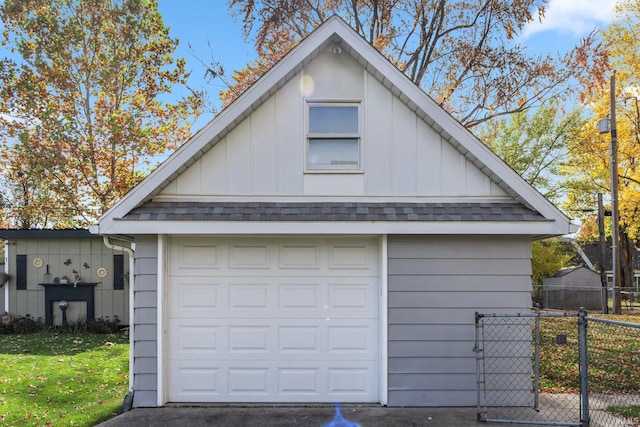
<box><xmin>159</xmin><ymin>49</ymin><xmax>508</xmax><ymax>199</ymax></box>
<box><xmin>5</xmin><ymin>237</ymin><xmax>128</xmax><ymax>324</ymax></box>
<box><xmin>131</xmin><ymin>235</ymin><xmax>158</xmax><ymax>408</ymax></box>
<box><xmin>387</xmin><ymin>235</ymin><xmax>533</xmax><ymax>406</ymax></box>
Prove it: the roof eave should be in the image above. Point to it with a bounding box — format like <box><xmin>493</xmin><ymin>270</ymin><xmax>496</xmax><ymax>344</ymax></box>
<box><xmin>95</xmin><ymin>219</ymin><xmax>569</xmax><ymax>237</ymax></box>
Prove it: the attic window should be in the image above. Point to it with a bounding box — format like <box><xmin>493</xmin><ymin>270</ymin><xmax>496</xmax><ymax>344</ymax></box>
<box><xmin>306</xmin><ymin>102</ymin><xmax>361</xmax><ymax>171</ymax></box>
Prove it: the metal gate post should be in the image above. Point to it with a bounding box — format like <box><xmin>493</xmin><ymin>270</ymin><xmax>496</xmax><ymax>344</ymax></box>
<box><xmin>578</xmin><ymin>308</ymin><xmax>589</xmax><ymax>427</ymax></box>
<box><xmin>474</xmin><ymin>312</ymin><xmax>484</xmax><ymax>421</ymax></box>
<box><xmin>533</xmin><ymin>306</ymin><xmax>540</xmax><ymax>411</ymax></box>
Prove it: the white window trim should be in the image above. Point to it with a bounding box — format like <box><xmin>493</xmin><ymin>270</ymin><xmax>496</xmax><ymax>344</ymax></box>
<box><xmin>305</xmin><ymin>99</ymin><xmax>363</xmax><ymax>173</ymax></box>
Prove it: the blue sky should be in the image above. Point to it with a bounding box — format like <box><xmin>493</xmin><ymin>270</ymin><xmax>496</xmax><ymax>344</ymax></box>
<box><xmin>158</xmin><ymin>0</ymin><xmax>619</xmax><ymax>125</ymax></box>
<box><xmin>0</xmin><ymin>1</ymin><xmax>620</xmax><ymax>133</ymax></box>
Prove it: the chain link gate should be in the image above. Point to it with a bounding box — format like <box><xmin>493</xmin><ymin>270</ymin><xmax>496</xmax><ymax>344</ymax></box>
<box><xmin>584</xmin><ymin>316</ymin><xmax>640</xmax><ymax>427</ymax></box>
<box><xmin>475</xmin><ymin>310</ymin><xmax>585</xmax><ymax>426</ymax></box>
<box><xmin>475</xmin><ymin>309</ymin><xmax>640</xmax><ymax>427</ymax></box>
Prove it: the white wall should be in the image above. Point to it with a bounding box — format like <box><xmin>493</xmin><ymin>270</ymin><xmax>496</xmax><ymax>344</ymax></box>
<box><xmin>160</xmin><ymin>48</ymin><xmax>507</xmax><ymax>200</ymax></box>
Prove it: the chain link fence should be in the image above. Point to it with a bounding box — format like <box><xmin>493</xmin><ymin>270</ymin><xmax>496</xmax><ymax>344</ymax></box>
<box><xmin>586</xmin><ymin>317</ymin><xmax>640</xmax><ymax>427</ymax></box>
<box><xmin>475</xmin><ymin>309</ymin><xmax>640</xmax><ymax>427</ymax></box>
<box><xmin>475</xmin><ymin>311</ymin><xmax>583</xmax><ymax>426</ymax></box>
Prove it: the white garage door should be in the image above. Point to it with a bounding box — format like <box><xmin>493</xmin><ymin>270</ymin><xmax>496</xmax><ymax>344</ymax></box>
<box><xmin>167</xmin><ymin>236</ymin><xmax>379</xmax><ymax>403</ymax></box>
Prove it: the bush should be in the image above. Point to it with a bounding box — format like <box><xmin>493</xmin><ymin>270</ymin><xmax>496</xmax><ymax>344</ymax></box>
<box><xmin>0</xmin><ymin>314</ymin><xmax>45</xmax><ymax>334</ymax></box>
<box><xmin>56</xmin><ymin>315</ymin><xmax>121</xmax><ymax>334</ymax></box>
<box><xmin>86</xmin><ymin>315</ymin><xmax>121</xmax><ymax>334</ymax></box>
<box><xmin>0</xmin><ymin>313</ymin><xmax>122</xmax><ymax>334</ymax></box>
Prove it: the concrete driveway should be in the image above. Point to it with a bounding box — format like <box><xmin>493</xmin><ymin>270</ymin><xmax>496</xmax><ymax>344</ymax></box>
<box><xmin>96</xmin><ymin>404</ymin><xmax>527</xmax><ymax>427</ymax></box>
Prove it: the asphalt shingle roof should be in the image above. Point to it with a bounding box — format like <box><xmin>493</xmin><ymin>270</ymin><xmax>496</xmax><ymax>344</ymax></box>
<box><xmin>120</xmin><ymin>202</ymin><xmax>548</xmax><ymax>222</ymax></box>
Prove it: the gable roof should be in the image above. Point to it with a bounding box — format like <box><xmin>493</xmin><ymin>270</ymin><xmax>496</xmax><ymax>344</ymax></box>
<box><xmin>94</xmin><ymin>16</ymin><xmax>575</xmax><ymax>237</ymax></box>
<box><xmin>552</xmin><ymin>265</ymin><xmax>599</xmax><ymax>278</ymax></box>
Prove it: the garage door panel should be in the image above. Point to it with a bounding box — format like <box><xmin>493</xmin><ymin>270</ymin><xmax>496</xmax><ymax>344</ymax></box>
<box><xmin>167</xmin><ymin>236</ymin><xmax>379</xmax><ymax>403</ymax></box>
<box><xmin>278</xmin><ymin>367</ymin><xmax>322</xmax><ymax>396</ymax></box>
<box><xmin>228</xmin><ymin>367</ymin><xmax>270</xmax><ymax>396</ymax></box>
<box><xmin>228</xmin><ymin>325</ymin><xmax>270</xmax><ymax>354</ymax></box>
<box><xmin>328</xmin><ymin>242</ymin><xmax>378</xmax><ymax>273</ymax></box>
<box><xmin>328</xmin><ymin>366</ymin><xmax>375</xmax><ymax>398</ymax></box>
<box><xmin>171</xmin><ymin>243</ymin><xmax>222</xmax><ymax>276</ymax></box>
<box><xmin>278</xmin><ymin>283</ymin><xmax>321</xmax><ymax>310</ymax></box>
<box><xmin>169</xmin><ymin>279</ymin><xmax>223</xmax><ymax>318</ymax></box>
<box><xmin>327</xmin><ymin>280</ymin><xmax>378</xmax><ymax>314</ymax></box>
<box><xmin>229</xmin><ymin>244</ymin><xmax>271</xmax><ymax>270</ymax></box>
<box><xmin>228</xmin><ymin>282</ymin><xmax>271</xmax><ymax>310</ymax></box>
<box><xmin>328</xmin><ymin>321</ymin><xmax>378</xmax><ymax>354</ymax></box>
<box><xmin>169</xmin><ymin>322</ymin><xmax>222</xmax><ymax>358</ymax></box>
<box><xmin>278</xmin><ymin>324</ymin><xmax>321</xmax><ymax>353</ymax></box>
<box><xmin>169</xmin><ymin>361</ymin><xmax>222</xmax><ymax>402</ymax></box>
<box><xmin>278</xmin><ymin>244</ymin><xmax>321</xmax><ymax>269</ymax></box>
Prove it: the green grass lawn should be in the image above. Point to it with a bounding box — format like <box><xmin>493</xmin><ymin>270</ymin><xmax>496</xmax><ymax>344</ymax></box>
<box><xmin>538</xmin><ymin>314</ymin><xmax>640</xmax><ymax>393</ymax></box>
<box><xmin>538</xmin><ymin>313</ymin><xmax>640</xmax><ymax>422</ymax></box>
<box><xmin>0</xmin><ymin>333</ymin><xmax>129</xmax><ymax>426</ymax></box>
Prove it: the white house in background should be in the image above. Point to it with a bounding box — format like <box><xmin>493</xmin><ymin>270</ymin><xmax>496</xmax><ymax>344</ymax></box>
<box><xmin>92</xmin><ymin>16</ymin><xmax>576</xmax><ymax>408</ymax></box>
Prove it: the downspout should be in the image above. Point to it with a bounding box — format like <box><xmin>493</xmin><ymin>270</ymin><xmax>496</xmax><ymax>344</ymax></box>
<box><xmin>3</xmin><ymin>239</ymin><xmax>8</xmax><ymax>313</ymax></box>
<box><xmin>102</xmin><ymin>236</ymin><xmax>135</xmax><ymax>396</ymax></box>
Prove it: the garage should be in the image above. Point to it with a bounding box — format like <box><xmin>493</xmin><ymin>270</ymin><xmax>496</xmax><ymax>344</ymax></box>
<box><xmin>166</xmin><ymin>236</ymin><xmax>380</xmax><ymax>403</ymax></box>
<box><xmin>94</xmin><ymin>17</ymin><xmax>576</xmax><ymax>408</ymax></box>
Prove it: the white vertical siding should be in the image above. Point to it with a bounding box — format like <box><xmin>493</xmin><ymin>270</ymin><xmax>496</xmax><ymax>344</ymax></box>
<box><xmin>252</xmin><ymin>99</ymin><xmax>278</xmax><ymax>194</ymax></box>
<box><xmin>176</xmin><ymin>157</ymin><xmax>201</xmax><ymax>195</ymax></box>
<box><xmin>303</xmin><ymin>50</ymin><xmax>365</xmax><ymax>98</ymax></box>
<box><xmin>364</xmin><ymin>73</ymin><xmax>392</xmax><ymax>195</ymax></box>
<box><xmin>387</xmin><ymin>235</ymin><xmax>532</xmax><ymax>406</ymax></box>
<box><xmin>441</xmin><ymin>142</ymin><xmax>466</xmax><ymax>195</ymax></box>
<box><xmin>6</xmin><ymin>237</ymin><xmax>128</xmax><ymax>324</ymax></box>
<box><xmin>201</xmin><ymin>137</ymin><xmax>227</xmax><ymax>194</ymax></box>
<box><xmin>226</xmin><ymin>119</ymin><xmax>254</xmax><ymax>193</ymax></box>
<box><xmin>390</xmin><ymin>96</ymin><xmax>417</xmax><ymax>195</ymax></box>
<box><xmin>416</xmin><ymin>119</ymin><xmax>442</xmax><ymax>195</ymax></box>
<box><xmin>276</xmin><ymin>75</ymin><xmax>304</xmax><ymax>194</ymax></box>
<box><xmin>159</xmin><ymin>50</ymin><xmax>507</xmax><ymax>200</ymax></box>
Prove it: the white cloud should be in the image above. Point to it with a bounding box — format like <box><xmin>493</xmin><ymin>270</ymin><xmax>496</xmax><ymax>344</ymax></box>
<box><xmin>522</xmin><ymin>0</ymin><xmax>617</xmax><ymax>39</ymax></box>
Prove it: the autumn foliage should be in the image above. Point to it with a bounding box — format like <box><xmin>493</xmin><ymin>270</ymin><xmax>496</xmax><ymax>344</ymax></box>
<box><xmin>224</xmin><ymin>0</ymin><xmax>607</xmax><ymax>128</ymax></box>
<box><xmin>0</xmin><ymin>0</ymin><xmax>200</xmax><ymax>228</ymax></box>
<box><xmin>562</xmin><ymin>0</ymin><xmax>640</xmax><ymax>294</ymax></box>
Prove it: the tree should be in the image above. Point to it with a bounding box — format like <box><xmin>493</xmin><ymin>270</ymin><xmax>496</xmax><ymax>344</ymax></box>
<box><xmin>530</xmin><ymin>239</ymin><xmax>572</xmax><ymax>307</ymax></box>
<box><xmin>0</xmin><ymin>0</ymin><xmax>201</xmax><ymax>228</ymax></box>
<box><xmin>223</xmin><ymin>0</ymin><xmax>606</xmax><ymax>128</ymax></box>
<box><xmin>478</xmin><ymin>100</ymin><xmax>585</xmax><ymax>203</ymax></box>
<box><xmin>564</xmin><ymin>0</ymin><xmax>640</xmax><ymax>302</ymax></box>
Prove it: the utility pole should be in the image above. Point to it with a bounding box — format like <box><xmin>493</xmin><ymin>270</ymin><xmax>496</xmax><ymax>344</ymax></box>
<box><xmin>599</xmin><ymin>71</ymin><xmax>621</xmax><ymax>314</ymax></box>
<box><xmin>597</xmin><ymin>193</ymin><xmax>608</xmax><ymax>314</ymax></box>
<box><xmin>610</xmin><ymin>71</ymin><xmax>621</xmax><ymax>314</ymax></box>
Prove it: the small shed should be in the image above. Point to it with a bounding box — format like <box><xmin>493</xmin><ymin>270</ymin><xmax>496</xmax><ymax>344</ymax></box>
<box><xmin>543</xmin><ymin>266</ymin><xmax>602</xmax><ymax>311</ymax></box>
<box><xmin>0</xmin><ymin>229</ymin><xmax>128</xmax><ymax>326</ymax></box>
